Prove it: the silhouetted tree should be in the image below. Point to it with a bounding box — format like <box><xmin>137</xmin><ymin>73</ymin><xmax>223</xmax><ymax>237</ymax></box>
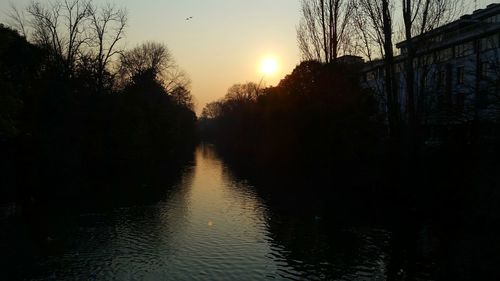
<box><xmin>400</xmin><ymin>0</ymin><xmax>464</xmax><ymax>149</ymax></box>
<box><xmin>201</xmin><ymin>101</ymin><xmax>224</xmax><ymax>120</ymax></box>
<box><xmin>358</xmin><ymin>0</ymin><xmax>400</xmax><ymax>140</ymax></box>
<box><xmin>9</xmin><ymin>0</ymin><xmax>127</xmax><ymax>86</ymax></box>
<box><xmin>0</xmin><ymin>5</ymin><xmax>196</xmax><ymax>203</ymax></box>
<box><xmin>297</xmin><ymin>0</ymin><xmax>356</xmax><ymax>62</ymax></box>
<box><xmin>226</xmin><ymin>82</ymin><xmax>261</xmax><ymax>102</ymax></box>
<box><xmin>171</xmin><ymin>86</ymin><xmax>195</xmax><ymax>110</ymax></box>
<box><xmin>201</xmin><ymin>60</ymin><xmax>380</xmax><ymax>176</ymax></box>
<box><xmin>25</xmin><ymin>0</ymin><xmax>91</xmax><ymax>75</ymax></box>
<box><xmin>0</xmin><ymin>25</ymin><xmax>43</xmax><ymax>138</ymax></box>
<box><xmin>118</xmin><ymin>42</ymin><xmax>190</xmax><ymax>92</ymax></box>
<box><xmin>88</xmin><ymin>2</ymin><xmax>127</xmax><ymax>93</ymax></box>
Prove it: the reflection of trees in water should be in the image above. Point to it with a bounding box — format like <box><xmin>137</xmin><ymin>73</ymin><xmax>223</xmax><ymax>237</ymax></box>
<box><xmin>212</xmin><ymin>144</ymin><xmax>390</xmax><ymax>280</ymax></box>
<box><xmin>212</xmin><ymin>143</ymin><xmax>455</xmax><ymax>281</ymax></box>
<box><xmin>264</xmin><ymin>210</ymin><xmax>392</xmax><ymax>280</ymax></box>
<box><xmin>1</xmin><ymin>147</ymin><xmax>196</xmax><ymax>280</ymax></box>
<box><xmin>52</xmin><ymin>152</ymin><xmax>196</xmax><ymax>280</ymax></box>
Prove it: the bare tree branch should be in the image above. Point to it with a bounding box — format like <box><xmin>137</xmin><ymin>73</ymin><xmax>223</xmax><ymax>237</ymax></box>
<box><xmin>296</xmin><ymin>0</ymin><xmax>356</xmax><ymax>63</ymax></box>
<box><xmin>119</xmin><ymin>42</ymin><xmax>190</xmax><ymax>92</ymax></box>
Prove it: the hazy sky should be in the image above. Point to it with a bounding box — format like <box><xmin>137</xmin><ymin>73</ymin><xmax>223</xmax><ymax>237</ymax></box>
<box><xmin>121</xmin><ymin>0</ymin><xmax>302</xmax><ymax>113</ymax></box>
<box><xmin>1</xmin><ymin>0</ymin><xmax>301</xmax><ymax>113</ymax></box>
<box><xmin>1</xmin><ymin>0</ymin><xmax>497</xmax><ymax>113</ymax></box>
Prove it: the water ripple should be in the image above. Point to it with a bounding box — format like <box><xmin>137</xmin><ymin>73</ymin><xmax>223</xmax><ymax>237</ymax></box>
<box><xmin>1</xmin><ymin>145</ymin><xmax>415</xmax><ymax>280</ymax></box>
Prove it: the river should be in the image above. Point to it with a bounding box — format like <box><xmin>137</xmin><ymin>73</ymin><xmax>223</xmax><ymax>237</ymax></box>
<box><xmin>1</xmin><ymin>144</ymin><xmax>491</xmax><ymax>280</ymax></box>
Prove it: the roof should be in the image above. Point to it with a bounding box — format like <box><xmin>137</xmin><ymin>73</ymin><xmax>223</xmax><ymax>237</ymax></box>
<box><xmin>396</xmin><ymin>4</ymin><xmax>500</xmax><ymax>49</ymax></box>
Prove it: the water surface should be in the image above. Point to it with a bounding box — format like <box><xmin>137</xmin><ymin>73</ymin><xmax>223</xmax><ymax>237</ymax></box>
<box><xmin>2</xmin><ymin>145</ymin><xmax>449</xmax><ymax>280</ymax></box>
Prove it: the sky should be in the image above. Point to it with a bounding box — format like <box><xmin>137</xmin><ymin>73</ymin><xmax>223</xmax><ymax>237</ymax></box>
<box><xmin>1</xmin><ymin>0</ymin><xmax>497</xmax><ymax>113</ymax></box>
<box><xmin>1</xmin><ymin>0</ymin><xmax>302</xmax><ymax>114</ymax></box>
<box><xmin>121</xmin><ymin>0</ymin><xmax>302</xmax><ymax>113</ymax></box>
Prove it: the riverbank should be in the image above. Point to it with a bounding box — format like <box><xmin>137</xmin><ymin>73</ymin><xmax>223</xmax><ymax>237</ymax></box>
<box><xmin>0</xmin><ymin>139</ymin><xmax>197</xmax><ymax>220</ymax></box>
<box><xmin>207</xmin><ymin>139</ymin><xmax>500</xmax><ymax>227</ymax></box>
<box><xmin>2</xmin><ymin>144</ymin><xmax>499</xmax><ymax>280</ymax></box>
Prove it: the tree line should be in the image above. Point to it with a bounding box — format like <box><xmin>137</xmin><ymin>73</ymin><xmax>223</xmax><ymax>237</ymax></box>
<box><xmin>297</xmin><ymin>0</ymin><xmax>465</xmax><ymax>141</ymax></box>
<box><xmin>0</xmin><ymin>0</ymin><xmax>196</xmax><ymax>203</ymax></box>
<box><xmin>199</xmin><ymin>61</ymin><xmax>382</xmax><ymax>183</ymax></box>
<box><xmin>199</xmin><ymin>0</ymin><xmax>494</xmax><ymax>196</ymax></box>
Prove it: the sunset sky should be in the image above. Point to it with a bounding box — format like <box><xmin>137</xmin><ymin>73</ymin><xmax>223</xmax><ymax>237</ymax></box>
<box><xmin>1</xmin><ymin>0</ymin><xmax>496</xmax><ymax>113</ymax></box>
<box><xmin>121</xmin><ymin>0</ymin><xmax>301</xmax><ymax>113</ymax></box>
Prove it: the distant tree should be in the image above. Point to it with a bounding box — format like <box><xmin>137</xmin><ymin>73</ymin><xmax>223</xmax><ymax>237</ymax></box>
<box><xmin>8</xmin><ymin>0</ymin><xmax>127</xmax><ymax>88</ymax></box>
<box><xmin>199</xmin><ymin>60</ymin><xmax>380</xmax><ymax>171</ymax></box>
<box><xmin>1</xmin><ymin>3</ymin><xmax>196</xmax><ymax>204</ymax></box>
<box><xmin>88</xmin><ymin>2</ymin><xmax>127</xmax><ymax>92</ymax></box>
<box><xmin>201</xmin><ymin>101</ymin><xmax>223</xmax><ymax>120</ymax></box>
<box><xmin>225</xmin><ymin>82</ymin><xmax>261</xmax><ymax>103</ymax></box>
<box><xmin>277</xmin><ymin>60</ymin><xmax>323</xmax><ymax>95</ymax></box>
<box><xmin>119</xmin><ymin>42</ymin><xmax>172</xmax><ymax>78</ymax></box>
<box><xmin>163</xmin><ymin>67</ymin><xmax>191</xmax><ymax>94</ymax></box>
<box><xmin>297</xmin><ymin>0</ymin><xmax>356</xmax><ymax>63</ymax></box>
<box><xmin>118</xmin><ymin>42</ymin><xmax>190</xmax><ymax>92</ymax></box>
<box><xmin>24</xmin><ymin>0</ymin><xmax>91</xmax><ymax>74</ymax></box>
<box><xmin>170</xmin><ymin>86</ymin><xmax>194</xmax><ymax>110</ymax></box>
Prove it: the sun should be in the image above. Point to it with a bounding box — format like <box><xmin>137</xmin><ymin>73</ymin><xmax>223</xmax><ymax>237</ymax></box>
<box><xmin>260</xmin><ymin>57</ymin><xmax>278</xmax><ymax>75</ymax></box>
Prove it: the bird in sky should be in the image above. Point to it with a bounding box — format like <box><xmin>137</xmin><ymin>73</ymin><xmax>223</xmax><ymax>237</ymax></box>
<box><xmin>186</xmin><ymin>16</ymin><xmax>193</xmax><ymax>21</ymax></box>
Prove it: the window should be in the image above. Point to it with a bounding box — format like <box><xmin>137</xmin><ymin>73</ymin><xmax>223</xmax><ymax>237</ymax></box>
<box><xmin>486</xmin><ymin>15</ymin><xmax>500</xmax><ymax>23</ymax></box>
<box><xmin>457</xmin><ymin>67</ymin><xmax>465</xmax><ymax>85</ymax></box>
<box><xmin>436</xmin><ymin>48</ymin><xmax>453</xmax><ymax>62</ymax></box>
<box><xmin>422</xmin><ymin>54</ymin><xmax>433</xmax><ymax>66</ymax></box>
<box><xmin>480</xmin><ymin>34</ymin><xmax>499</xmax><ymax>51</ymax></box>
<box><xmin>479</xmin><ymin>62</ymin><xmax>490</xmax><ymax>79</ymax></box>
<box><xmin>437</xmin><ymin>70</ymin><xmax>447</xmax><ymax>88</ymax></box>
<box><xmin>430</xmin><ymin>34</ymin><xmax>443</xmax><ymax>43</ymax></box>
<box><xmin>455</xmin><ymin>42</ymin><xmax>474</xmax><ymax>57</ymax></box>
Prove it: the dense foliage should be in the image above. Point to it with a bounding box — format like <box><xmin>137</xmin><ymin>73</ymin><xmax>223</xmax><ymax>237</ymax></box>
<box><xmin>0</xmin><ymin>25</ymin><xmax>196</xmax><ymax>203</ymax></box>
<box><xmin>199</xmin><ymin>60</ymin><xmax>382</xmax><ymax>177</ymax></box>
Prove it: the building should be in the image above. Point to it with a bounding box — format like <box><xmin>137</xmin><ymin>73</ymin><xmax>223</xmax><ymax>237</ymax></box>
<box><xmin>362</xmin><ymin>4</ymin><xmax>500</xmax><ymax>140</ymax></box>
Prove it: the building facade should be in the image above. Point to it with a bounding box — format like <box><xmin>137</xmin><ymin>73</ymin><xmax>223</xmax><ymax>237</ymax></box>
<box><xmin>362</xmin><ymin>4</ymin><xmax>500</xmax><ymax>139</ymax></box>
